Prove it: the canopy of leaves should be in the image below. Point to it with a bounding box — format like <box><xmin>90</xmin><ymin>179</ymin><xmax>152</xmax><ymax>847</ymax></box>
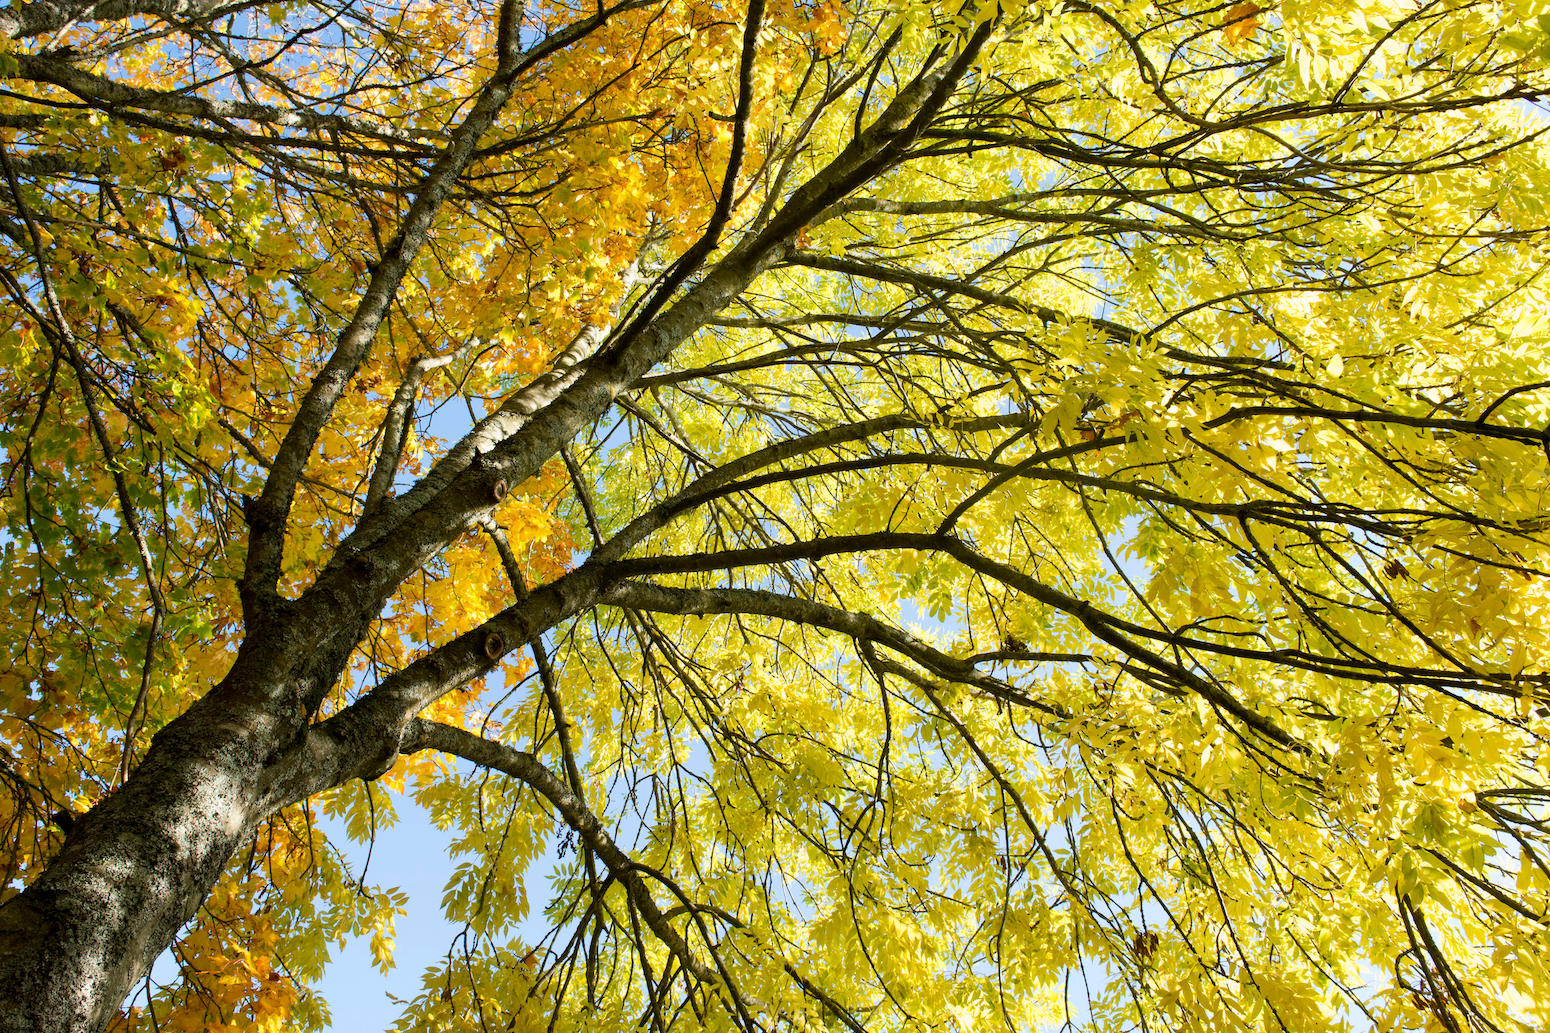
<box><xmin>2</xmin><ymin>0</ymin><xmax>1550</xmax><ymax>1031</ymax></box>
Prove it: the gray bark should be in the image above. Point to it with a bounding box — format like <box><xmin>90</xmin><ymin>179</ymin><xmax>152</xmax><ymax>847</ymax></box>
<box><xmin>0</xmin><ymin>13</ymin><xmax>995</xmax><ymax>1028</ymax></box>
<box><xmin>0</xmin><ymin>651</ymin><xmax>303</xmax><ymax>1033</ymax></box>
<box><xmin>0</xmin><ymin>0</ymin><xmax>244</xmax><ymax>41</ymax></box>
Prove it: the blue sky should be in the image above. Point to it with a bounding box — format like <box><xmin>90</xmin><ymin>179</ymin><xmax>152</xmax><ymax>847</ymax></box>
<box><xmin>313</xmin><ymin>797</ymin><xmax>467</xmax><ymax>1031</ymax></box>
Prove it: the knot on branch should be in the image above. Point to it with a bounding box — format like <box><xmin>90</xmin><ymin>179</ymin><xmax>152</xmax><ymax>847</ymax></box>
<box><xmin>483</xmin><ymin>632</ymin><xmax>506</xmax><ymax>660</ymax></box>
<box><xmin>345</xmin><ymin>549</ymin><xmax>374</xmax><ymax>579</ymax></box>
<box><xmin>240</xmin><ymin>494</ymin><xmax>272</xmax><ymax>529</ymax></box>
<box><xmin>363</xmin><ymin>751</ymin><xmax>399</xmax><ymax>782</ymax></box>
<box><xmin>361</xmin><ymin>735</ymin><xmax>401</xmax><ymax>781</ymax></box>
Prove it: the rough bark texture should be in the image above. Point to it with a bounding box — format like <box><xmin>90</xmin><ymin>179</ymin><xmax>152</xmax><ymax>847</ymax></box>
<box><xmin>0</xmin><ymin>656</ymin><xmax>302</xmax><ymax>1033</ymax></box>
<box><xmin>0</xmin><ymin>0</ymin><xmax>241</xmax><ymax>42</ymax></box>
<box><xmin>0</xmin><ymin>17</ymin><xmax>990</xmax><ymax>1027</ymax></box>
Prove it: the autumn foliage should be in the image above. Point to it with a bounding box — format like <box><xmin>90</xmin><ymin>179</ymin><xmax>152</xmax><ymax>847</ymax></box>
<box><xmin>2</xmin><ymin>1</ymin><xmax>1550</xmax><ymax>1032</ymax></box>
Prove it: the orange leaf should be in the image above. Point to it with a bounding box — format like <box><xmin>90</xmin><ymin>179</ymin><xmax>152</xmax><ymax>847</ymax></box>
<box><xmin>1222</xmin><ymin>2</ymin><xmax>1262</xmax><ymax>47</ymax></box>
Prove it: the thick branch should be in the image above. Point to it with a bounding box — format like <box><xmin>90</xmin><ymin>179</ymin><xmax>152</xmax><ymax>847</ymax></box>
<box><xmin>0</xmin><ymin>0</ymin><xmax>247</xmax><ymax>40</ymax></box>
<box><xmin>362</xmin><ymin>349</ymin><xmax>461</xmax><ymax>516</ymax></box>
<box><xmin>242</xmin><ymin>0</ymin><xmax>621</xmax><ymax>617</ymax></box>
<box><xmin>11</xmin><ymin>54</ymin><xmax>441</xmax><ymax>151</ymax></box>
<box><xmin>612</xmin><ymin>532</ymin><xmax>1302</xmax><ymax>746</ymax></box>
<box><xmin>284</xmin><ymin>26</ymin><xmax>1001</xmax><ymax>664</ymax></box>
<box><xmin>602</xmin><ymin>580</ymin><xmax>1081</xmax><ymax>716</ymax></box>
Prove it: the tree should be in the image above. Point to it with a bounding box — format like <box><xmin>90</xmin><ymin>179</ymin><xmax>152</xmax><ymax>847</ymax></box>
<box><xmin>1</xmin><ymin>0</ymin><xmax>1548</xmax><ymax>1029</ymax></box>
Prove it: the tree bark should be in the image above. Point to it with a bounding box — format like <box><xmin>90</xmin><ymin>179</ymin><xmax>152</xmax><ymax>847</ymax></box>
<box><xmin>0</xmin><ymin>19</ymin><xmax>994</xmax><ymax>1028</ymax></box>
<box><xmin>0</xmin><ymin>0</ymin><xmax>243</xmax><ymax>42</ymax></box>
<box><xmin>0</xmin><ymin>652</ymin><xmax>307</xmax><ymax>1033</ymax></box>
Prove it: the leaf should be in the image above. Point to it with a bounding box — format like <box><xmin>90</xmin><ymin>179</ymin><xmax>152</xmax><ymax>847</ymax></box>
<box><xmin>5</xmin><ymin>4</ymin><xmax>1550</xmax><ymax>1033</ymax></box>
<box><xmin>1221</xmin><ymin>2</ymin><xmax>1263</xmax><ymax>48</ymax></box>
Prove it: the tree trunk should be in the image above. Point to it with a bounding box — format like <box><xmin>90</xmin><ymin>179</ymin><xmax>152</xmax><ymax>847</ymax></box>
<box><xmin>0</xmin><ymin>655</ymin><xmax>306</xmax><ymax>1033</ymax></box>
